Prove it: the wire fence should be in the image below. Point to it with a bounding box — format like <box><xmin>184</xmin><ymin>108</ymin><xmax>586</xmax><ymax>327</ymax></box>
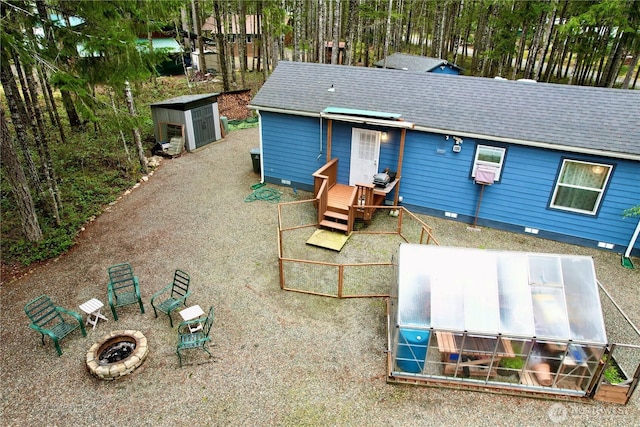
<box><xmin>277</xmin><ymin>202</ymin><xmax>438</xmax><ymax>298</ymax></box>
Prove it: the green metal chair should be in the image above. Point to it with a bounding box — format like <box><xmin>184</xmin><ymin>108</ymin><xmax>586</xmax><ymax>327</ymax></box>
<box><xmin>24</xmin><ymin>295</ymin><xmax>87</xmax><ymax>356</ymax></box>
<box><xmin>150</xmin><ymin>269</ymin><xmax>191</xmax><ymax>327</ymax></box>
<box><xmin>176</xmin><ymin>305</ymin><xmax>214</xmax><ymax>367</ymax></box>
<box><xmin>107</xmin><ymin>262</ymin><xmax>144</xmax><ymax>321</ymax></box>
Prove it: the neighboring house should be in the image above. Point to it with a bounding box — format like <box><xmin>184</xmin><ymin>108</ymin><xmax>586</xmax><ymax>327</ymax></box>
<box><xmin>249</xmin><ymin>61</ymin><xmax>640</xmax><ymax>255</ymax></box>
<box><xmin>202</xmin><ymin>15</ymin><xmax>261</xmax><ymax>58</ymax></box>
<box><xmin>136</xmin><ymin>37</ymin><xmax>185</xmax><ymax>75</ymax></box>
<box><xmin>375</xmin><ymin>52</ymin><xmax>463</xmax><ymax>75</ymax></box>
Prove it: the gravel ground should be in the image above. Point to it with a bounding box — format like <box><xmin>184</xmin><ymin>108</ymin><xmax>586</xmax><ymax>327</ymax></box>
<box><xmin>1</xmin><ymin>127</ymin><xmax>639</xmax><ymax>427</ymax></box>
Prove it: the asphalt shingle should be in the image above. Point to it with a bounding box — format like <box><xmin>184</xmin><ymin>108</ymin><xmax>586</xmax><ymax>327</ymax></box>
<box><xmin>250</xmin><ymin>61</ymin><xmax>640</xmax><ymax>158</ymax></box>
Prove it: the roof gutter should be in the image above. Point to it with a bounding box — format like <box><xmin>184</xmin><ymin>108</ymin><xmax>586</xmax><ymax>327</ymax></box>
<box><xmin>412</xmin><ymin>125</ymin><xmax>640</xmax><ymax>161</ymax></box>
<box><xmin>248</xmin><ymin>106</ymin><xmax>640</xmax><ymax>161</ymax></box>
<box><xmin>248</xmin><ymin>105</ymin><xmax>319</xmax><ymax>118</ymax></box>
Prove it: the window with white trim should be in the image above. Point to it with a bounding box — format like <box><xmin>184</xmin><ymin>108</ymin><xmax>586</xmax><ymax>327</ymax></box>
<box><xmin>472</xmin><ymin>145</ymin><xmax>506</xmax><ymax>182</ymax></box>
<box><xmin>550</xmin><ymin>160</ymin><xmax>612</xmax><ymax>215</ymax></box>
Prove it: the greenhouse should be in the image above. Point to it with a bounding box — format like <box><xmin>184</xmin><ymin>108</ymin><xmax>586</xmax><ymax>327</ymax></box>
<box><xmin>387</xmin><ymin>243</ymin><xmax>609</xmax><ymax>398</ymax></box>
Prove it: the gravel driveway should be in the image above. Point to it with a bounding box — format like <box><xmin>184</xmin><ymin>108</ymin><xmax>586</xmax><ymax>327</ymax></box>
<box><xmin>1</xmin><ymin>127</ymin><xmax>638</xmax><ymax>426</ymax></box>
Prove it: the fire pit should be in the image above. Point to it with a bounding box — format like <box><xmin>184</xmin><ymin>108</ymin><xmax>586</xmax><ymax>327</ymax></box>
<box><xmin>86</xmin><ymin>330</ymin><xmax>148</xmax><ymax>380</ymax></box>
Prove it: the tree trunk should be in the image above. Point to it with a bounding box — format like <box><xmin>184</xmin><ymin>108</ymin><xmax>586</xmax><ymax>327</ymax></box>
<box><xmin>24</xmin><ymin>62</ymin><xmax>62</xmax><ymax>224</ymax></box>
<box><xmin>110</xmin><ymin>89</ymin><xmax>131</xmax><ymax>161</ymax></box>
<box><xmin>213</xmin><ymin>0</ymin><xmax>230</xmax><ymax>90</ymax></box>
<box><xmin>35</xmin><ymin>0</ymin><xmax>81</xmax><ymax>129</ymax></box>
<box><xmin>238</xmin><ymin>1</ymin><xmax>248</xmax><ymax>78</ymax></box>
<box><xmin>603</xmin><ymin>31</ymin><xmax>625</xmax><ymax>88</ymax></box>
<box><xmin>0</xmin><ymin>49</ymin><xmax>45</xmax><ymax>202</ymax></box>
<box><xmin>124</xmin><ymin>81</ymin><xmax>148</xmax><ymax>175</ymax></box>
<box><xmin>331</xmin><ymin>0</ymin><xmax>341</xmax><ymax>65</ymax></box>
<box><xmin>534</xmin><ymin>2</ymin><xmax>557</xmax><ymax>81</ymax></box>
<box><xmin>524</xmin><ymin>11</ymin><xmax>546</xmax><ymax>79</ymax></box>
<box><xmin>622</xmin><ymin>38</ymin><xmax>639</xmax><ymax>89</ymax></box>
<box><xmin>192</xmin><ymin>0</ymin><xmax>207</xmax><ymax>74</ymax></box>
<box><xmin>318</xmin><ymin>0</ymin><xmax>325</xmax><ymax>63</ymax></box>
<box><xmin>181</xmin><ymin>7</ymin><xmax>192</xmax><ymax>52</ymax></box>
<box><xmin>1</xmin><ymin>108</ymin><xmax>43</xmax><ymax>242</ymax></box>
<box><xmin>383</xmin><ymin>0</ymin><xmax>393</xmax><ymax>67</ymax></box>
<box><xmin>37</xmin><ymin>64</ymin><xmax>66</xmax><ymax>144</ymax></box>
<box><xmin>293</xmin><ymin>0</ymin><xmax>303</xmax><ymax>62</ymax></box>
<box><xmin>344</xmin><ymin>0</ymin><xmax>358</xmax><ymax>65</ymax></box>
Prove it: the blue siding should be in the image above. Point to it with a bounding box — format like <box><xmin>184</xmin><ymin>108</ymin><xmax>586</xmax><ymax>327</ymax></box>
<box><xmin>399</xmin><ymin>130</ymin><xmax>640</xmax><ymax>254</ymax></box>
<box><xmin>260</xmin><ymin>111</ymin><xmax>640</xmax><ymax>254</ymax></box>
<box><xmin>260</xmin><ymin>112</ymin><xmax>323</xmax><ymax>190</ymax></box>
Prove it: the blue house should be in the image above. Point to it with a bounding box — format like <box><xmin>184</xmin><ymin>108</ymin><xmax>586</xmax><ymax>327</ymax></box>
<box><xmin>249</xmin><ymin>61</ymin><xmax>640</xmax><ymax>256</ymax></box>
<box><xmin>374</xmin><ymin>53</ymin><xmax>463</xmax><ymax>75</ymax></box>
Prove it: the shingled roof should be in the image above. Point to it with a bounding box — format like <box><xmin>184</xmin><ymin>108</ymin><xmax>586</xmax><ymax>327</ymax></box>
<box><xmin>373</xmin><ymin>53</ymin><xmax>463</xmax><ymax>73</ymax></box>
<box><xmin>249</xmin><ymin>61</ymin><xmax>640</xmax><ymax>159</ymax></box>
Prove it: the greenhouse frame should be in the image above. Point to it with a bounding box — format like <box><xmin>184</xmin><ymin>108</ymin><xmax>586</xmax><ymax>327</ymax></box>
<box><xmin>387</xmin><ymin>244</ymin><xmax>613</xmax><ymax>398</ymax></box>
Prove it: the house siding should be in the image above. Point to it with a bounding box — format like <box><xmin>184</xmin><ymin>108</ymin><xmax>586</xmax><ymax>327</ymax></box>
<box><xmin>260</xmin><ymin>112</ymin><xmax>320</xmax><ymax>191</ymax></box>
<box><xmin>397</xmin><ymin>130</ymin><xmax>640</xmax><ymax>254</ymax></box>
<box><xmin>261</xmin><ymin>112</ymin><xmax>640</xmax><ymax>255</ymax></box>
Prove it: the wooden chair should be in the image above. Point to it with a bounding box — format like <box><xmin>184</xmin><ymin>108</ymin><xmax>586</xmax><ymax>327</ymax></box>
<box><xmin>176</xmin><ymin>305</ymin><xmax>214</xmax><ymax>367</ymax></box>
<box><xmin>107</xmin><ymin>262</ymin><xmax>144</xmax><ymax>321</ymax></box>
<box><xmin>24</xmin><ymin>295</ymin><xmax>87</xmax><ymax>356</ymax></box>
<box><xmin>150</xmin><ymin>269</ymin><xmax>191</xmax><ymax>327</ymax></box>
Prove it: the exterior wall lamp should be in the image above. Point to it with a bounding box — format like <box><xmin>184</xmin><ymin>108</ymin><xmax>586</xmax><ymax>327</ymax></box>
<box><xmin>452</xmin><ymin>136</ymin><xmax>463</xmax><ymax>152</ymax></box>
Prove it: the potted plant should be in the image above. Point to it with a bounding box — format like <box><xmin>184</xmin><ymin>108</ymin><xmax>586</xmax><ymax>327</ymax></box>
<box><xmin>594</xmin><ymin>356</ymin><xmax>631</xmax><ymax>404</ymax></box>
<box><xmin>498</xmin><ymin>357</ymin><xmax>524</xmax><ymax>377</ymax></box>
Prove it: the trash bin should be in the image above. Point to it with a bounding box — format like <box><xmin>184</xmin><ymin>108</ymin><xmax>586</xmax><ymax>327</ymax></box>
<box><xmin>250</xmin><ymin>148</ymin><xmax>261</xmax><ymax>174</ymax></box>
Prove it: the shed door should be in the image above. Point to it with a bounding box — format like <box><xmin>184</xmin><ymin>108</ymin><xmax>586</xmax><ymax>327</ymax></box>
<box><xmin>191</xmin><ymin>105</ymin><xmax>216</xmax><ymax>148</ymax></box>
<box><xmin>349</xmin><ymin>128</ymin><xmax>381</xmax><ymax>186</ymax></box>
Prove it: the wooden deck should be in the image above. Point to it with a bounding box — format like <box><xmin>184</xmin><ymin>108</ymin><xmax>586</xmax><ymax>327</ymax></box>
<box><xmin>328</xmin><ymin>184</ymin><xmax>354</xmax><ymax>213</ymax></box>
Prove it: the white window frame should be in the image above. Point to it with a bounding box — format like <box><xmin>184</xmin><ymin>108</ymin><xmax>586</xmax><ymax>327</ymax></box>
<box><xmin>472</xmin><ymin>145</ymin><xmax>506</xmax><ymax>182</ymax></box>
<box><xmin>549</xmin><ymin>159</ymin><xmax>612</xmax><ymax>215</ymax></box>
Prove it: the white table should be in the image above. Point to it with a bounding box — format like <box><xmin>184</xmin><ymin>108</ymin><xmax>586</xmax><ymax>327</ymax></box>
<box><xmin>179</xmin><ymin>305</ymin><xmax>205</xmax><ymax>333</ymax></box>
<box><xmin>79</xmin><ymin>298</ymin><xmax>108</xmax><ymax>330</ymax></box>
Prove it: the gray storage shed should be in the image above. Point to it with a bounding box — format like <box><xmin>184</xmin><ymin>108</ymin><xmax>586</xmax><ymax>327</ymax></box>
<box><xmin>150</xmin><ymin>93</ymin><xmax>222</xmax><ymax>152</ymax></box>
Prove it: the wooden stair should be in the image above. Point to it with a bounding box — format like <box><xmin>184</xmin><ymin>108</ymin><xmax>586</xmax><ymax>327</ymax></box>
<box><xmin>318</xmin><ymin>184</ymin><xmax>354</xmax><ymax>233</ymax></box>
<box><xmin>320</xmin><ymin>211</ymin><xmax>349</xmax><ymax>232</ymax></box>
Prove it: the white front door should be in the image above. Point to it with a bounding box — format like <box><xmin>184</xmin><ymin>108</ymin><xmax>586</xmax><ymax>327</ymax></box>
<box><xmin>349</xmin><ymin>128</ymin><xmax>381</xmax><ymax>186</ymax></box>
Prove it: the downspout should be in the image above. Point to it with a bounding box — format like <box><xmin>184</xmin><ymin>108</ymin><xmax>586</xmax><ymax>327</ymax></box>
<box><xmin>318</xmin><ymin>116</ymin><xmax>323</xmax><ymax>160</ymax></box>
<box><xmin>257</xmin><ymin>110</ymin><xmax>264</xmax><ymax>183</ymax></box>
<box><xmin>623</xmin><ymin>218</ymin><xmax>640</xmax><ymax>268</ymax></box>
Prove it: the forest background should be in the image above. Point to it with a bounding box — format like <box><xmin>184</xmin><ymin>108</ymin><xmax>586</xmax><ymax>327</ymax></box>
<box><xmin>1</xmin><ymin>0</ymin><xmax>639</xmax><ymax>272</ymax></box>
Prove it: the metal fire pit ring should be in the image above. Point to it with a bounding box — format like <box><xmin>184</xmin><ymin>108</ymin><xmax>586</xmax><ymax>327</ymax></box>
<box><xmin>86</xmin><ymin>330</ymin><xmax>148</xmax><ymax>380</ymax></box>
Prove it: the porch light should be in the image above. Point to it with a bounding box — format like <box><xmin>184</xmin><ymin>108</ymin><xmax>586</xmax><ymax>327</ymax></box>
<box><xmin>381</xmin><ymin>132</ymin><xmax>388</xmax><ymax>141</ymax></box>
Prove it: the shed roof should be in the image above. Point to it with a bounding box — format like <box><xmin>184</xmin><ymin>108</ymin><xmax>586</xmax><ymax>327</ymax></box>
<box><xmin>249</xmin><ymin>62</ymin><xmax>640</xmax><ymax>159</ymax></box>
<box><xmin>150</xmin><ymin>93</ymin><xmax>219</xmax><ymax>111</ymax></box>
<box><xmin>374</xmin><ymin>53</ymin><xmax>463</xmax><ymax>72</ymax></box>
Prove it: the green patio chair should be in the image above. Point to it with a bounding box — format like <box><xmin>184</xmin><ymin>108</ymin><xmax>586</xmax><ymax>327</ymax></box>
<box><xmin>107</xmin><ymin>262</ymin><xmax>145</xmax><ymax>321</ymax></box>
<box><xmin>24</xmin><ymin>295</ymin><xmax>87</xmax><ymax>356</ymax></box>
<box><xmin>150</xmin><ymin>269</ymin><xmax>191</xmax><ymax>327</ymax></box>
<box><xmin>176</xmin><ymin>305</ymin><xmax>214</xmax><ymax>367</ymax></box>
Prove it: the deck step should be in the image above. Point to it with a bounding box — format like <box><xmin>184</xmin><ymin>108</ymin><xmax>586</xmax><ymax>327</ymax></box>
<box><xmin>324</xmin><ymin>211</ymin><xmax>349</xmax><ymax>221</ymax></box>
<box><xmin>319</xmin><ymin>220</ymin><xmax>349</xmax><ymax>232</ymax></box>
